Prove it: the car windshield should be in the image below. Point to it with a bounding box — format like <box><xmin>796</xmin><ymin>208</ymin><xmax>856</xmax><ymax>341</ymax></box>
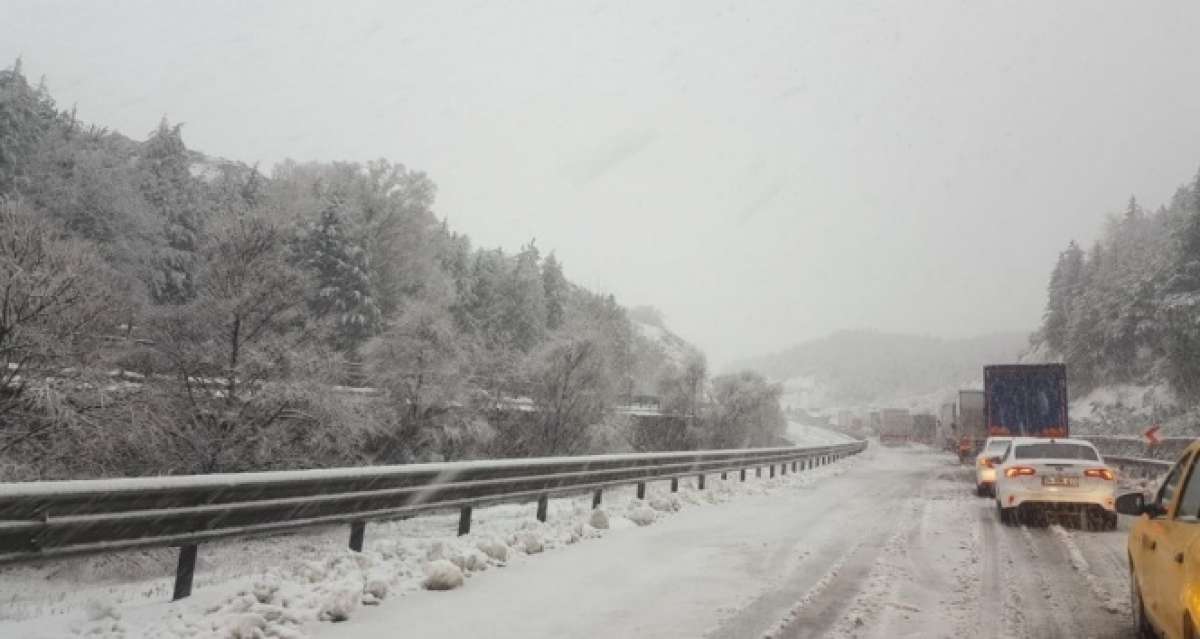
<box><xmin>984</xmin><ymin>440</ymin><xmax>1010</xmax><ymax>453</ymax></box>
<box><xmin>1012</xmin><ymin>443</ymin><xmax>1098</xmax><ymax>461</ymax></box>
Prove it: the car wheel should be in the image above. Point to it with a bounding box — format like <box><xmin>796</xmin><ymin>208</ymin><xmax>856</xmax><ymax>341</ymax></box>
<box><xmin>975</xmin><ymin>483</ymin><xmax>985</xmax><ymax>497</ymax></box>
<box><xmin>1131</xmin><ymin>564</ymin><xmax>1153</xmax><ymax>638</ymax></box>
<box><xmin>999</xmin><ymin>505</ymin><xmax>1016</xmax><ymax>526</ymax></box>
<box><xmin>1103</xmin><ymin>512</ymin><xmax>1118</xmax><ymax>531</ymax></box>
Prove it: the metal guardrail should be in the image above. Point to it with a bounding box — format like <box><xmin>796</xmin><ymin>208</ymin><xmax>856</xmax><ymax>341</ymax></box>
<box><xmin>1081</xmin><ymin>435</ymin><xmax>1194</xmax><ymax>461</ymax></box>
<box><xmin>1103</xmin><ymin>455</ymin><xmax>1174</xmax><ymax>479</ymax></box>
<box><xmin>0</xmin><ymin>441</ymin><xmax>867</xmax><ymax>600</ymax></box>
<box><xmin>1081</xmin><ymin>435</ymin><xmax>1192</xmax><ymax>480</ymax></box>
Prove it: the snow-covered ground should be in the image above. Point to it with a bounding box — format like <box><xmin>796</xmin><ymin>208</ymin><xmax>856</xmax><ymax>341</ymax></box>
<box><xmin>0</xmin><ymin>452</ymin><xmax>859</xmax><ymax>638</ymax></box>
<box><xmin>1</xmin><ymin>445</ymin><xmax>1135</xmax><ymax>639</ymax></box>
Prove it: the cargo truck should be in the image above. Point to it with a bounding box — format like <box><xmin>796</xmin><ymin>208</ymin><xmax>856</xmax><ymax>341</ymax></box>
<box><xmin>912</xmin><ymin>413</ymin><xmax>937</xmax><ymax>445</ymax></box>
<box><xmin>983</xmin><ymin>364</ymin><xmax>1068</xmax><ymax>438</ymax></box>
<box><xmin>957</xmin><ymin>390</ymin><xmax>986</xmax><ymax>461</ymax></box>
<box><xmin>879</xmin><ymin>408</ymin><xmax>913</xmax><ymax>445</ymax></box>
<box><xmin>938</xmin><ymin>402</ymin><xmax>957</xmax><ymax>452</ymax></box>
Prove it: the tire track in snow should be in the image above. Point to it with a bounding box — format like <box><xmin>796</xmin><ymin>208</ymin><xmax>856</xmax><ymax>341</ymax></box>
<box><xmin>1048</xmin><ymin>525</ymin><xmax>1125</xmax><ymax>615</ymax></box>
<box><xmin>706</xmin><ymin>448</ymin><xmax>930</xmax><ymax>639</ymax></box>
<box><xmin>975</xmin><ymin>501</ymin><xmax>1025</xmax><ymax>639</ymax></box>
<box><xmin>1066</xmin><ymin>522</ymin><xmax>1133</xmax><ymax>620</ymax></box>
<box><xmin>1013</xmin><ymin>525</ymin><xmax>1073</xmax><ymax>639</ymax></box>
<box><xmin>820</xmin><ymin>499</ymin><xmax>919</xmax><ymax>638</ymax></box>
<box><xmin>759</xmin><ymin>507</ymin><xmax>911</xmax><ymax>639</ymax></box>
<box><xmin>758</xmin><ymin>540</ymin><xmax>865</xmax><ymax>639</ymax></box>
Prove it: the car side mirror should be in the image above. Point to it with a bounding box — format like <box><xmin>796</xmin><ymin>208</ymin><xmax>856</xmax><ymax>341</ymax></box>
<box><xmin>1115</xmin><ymin>492</ymin><xmax>1152</xmax><ymax>517</ymax></box>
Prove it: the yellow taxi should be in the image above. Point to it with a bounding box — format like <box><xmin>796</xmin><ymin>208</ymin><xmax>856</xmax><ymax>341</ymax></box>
<box><xmin>1118</xmin><ymin>439</ymin><xmax>1200</xmax><ymax>638</ymax></box>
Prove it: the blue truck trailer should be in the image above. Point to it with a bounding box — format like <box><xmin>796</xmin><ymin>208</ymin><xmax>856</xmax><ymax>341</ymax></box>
<box><xmin>982</xmin><ymin>364</ymin><xmax>1068</xmax><ymax>438</ymax></box>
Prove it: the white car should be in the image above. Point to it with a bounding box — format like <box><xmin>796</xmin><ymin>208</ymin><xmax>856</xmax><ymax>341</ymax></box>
<box><xmin>994</xmin><ymin>437</ymin><xmax>1118</xmax><ymax>530</ymax></box>
<box><xmin>974</xmin><ymin>436</ymin><xmax>1012</xmax><ymax>497</ymax></box>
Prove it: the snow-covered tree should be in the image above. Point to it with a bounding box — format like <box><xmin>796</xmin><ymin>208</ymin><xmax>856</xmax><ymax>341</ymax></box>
<box><xmin>542</xmin><ymin>252</ymin><xmax>567</xmax><ymax>330</ymax></box>
<box><xmin>302</xmin><ymin>201</ymin><xmax>380</xmax><ymax>352</ymax></box>
<box><xmin>140</xmin><ymin>118</ymin><xmax>206</xmax><ymax>304</ymax></box>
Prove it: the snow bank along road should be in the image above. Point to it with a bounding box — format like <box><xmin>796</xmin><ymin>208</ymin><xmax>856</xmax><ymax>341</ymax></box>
<box><xmin>323</xmin><ymin>444</ymin><xmax>1135</xmax><ymax>639</ymax></box>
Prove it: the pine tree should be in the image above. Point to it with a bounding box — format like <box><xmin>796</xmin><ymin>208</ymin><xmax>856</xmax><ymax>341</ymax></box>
<box><xmin>303</xmin><ymin>201</ymin><xmax>380</xmax><ymax>352</ymax></box>
<box><xmin>0</xmin><ymin>58</ymin><xmax>59</xmax><ymax>196</ymax></box>
<box><xmin>502</xmin><ymin>241</ymin><xmax>547</xmax><ymax>353</ymax></box>
<box><xmin>140</xmin><ymin>118</ymin><xmax>205</xmax><ymax>304</ymax></box>
<box><xmin>542</xmin><ymin>252</ymin><xmax>567</xmax><ymax>330</ymax></box>
<box><xmin>1043</xmin><ymin>241</ymin><xmax>1083</xmax><ymax>353</ymax></box>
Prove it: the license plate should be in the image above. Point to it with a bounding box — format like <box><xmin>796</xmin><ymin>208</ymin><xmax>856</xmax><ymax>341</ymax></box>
<box><xmin>1042</xmin><ymin>476</ymin><xmax>1078</xmax><ymax>487</ymax></box>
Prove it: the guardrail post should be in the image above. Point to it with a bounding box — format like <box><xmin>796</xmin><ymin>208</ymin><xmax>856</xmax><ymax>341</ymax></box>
<box><xmin>698</xmin><ymin>474</ymin><xmax>706</xmax><ymax>489</ymax></box>
<box><xmin>536</xmin><ymin>495</ymin><xmax>549</xmax><ymax>522</ymax></box>
<box><xmin>792</xmin><ymin>461</ymin><xmax>797</xmax><ymax>472</ymax></box>
<box><xmin>349</xmin><ymin>521</ymin><xmax>366</xmax><ymax>552</ymax></box>
<box><xmin>458</xmin><ymin>507</ymin><xmax>473</xmax><ymax>536</ymax></box>
<box><xmin>592</xmin><ymin>489</ymin><xmax>603</xmax><ymax>509</ymax></box>
<box><xmin>637</xmin><ymin>482</ymin><xmax>646</xmax><ymax>499</ymax></box>
<box><xmin>781</xmin><ymin>462</ymin><xmax>787</xmax><ymax>476</ymax></box>
<box><xmin>769</xmin><ymin>464</ymin><xmax>776</xmax><ymax>478</ymax></box>
<box><xmin>739</xmin><ymin>468</ymin><xmax>746</xmax><ymax>481</ymax></box>
<box><xmin>721</xmin><ymin>471</ymin><xmax>727</xmax><ymax>480</ymax></box>
<box><xmin>756</xmin><ymin>467</ymin><xmax>762</xmax><ymax>478</ymax></box>
<box><xmin>670</xmin><ymin>477</ymin><xmax>679</xmax><ymax>493</ymax></box>
<box><xmin>172</xmin><ymin>544</ymin><xmax>198</xmax><ymax>601</ymax></box>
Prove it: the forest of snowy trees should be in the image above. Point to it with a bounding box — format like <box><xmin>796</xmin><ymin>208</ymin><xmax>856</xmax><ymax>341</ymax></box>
<box><xmin>0</xmin><ymin>61</ymin><xmax>786</xmax><ymax>480</ymax></box>
<box><xmin>1036</xmin><ymin>167</ymin><xmax>1200</xmax><ymax>418</ymax></box>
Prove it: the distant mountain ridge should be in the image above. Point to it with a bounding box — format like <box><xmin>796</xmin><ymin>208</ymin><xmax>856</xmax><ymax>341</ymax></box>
<box><xmin>731</xmin><ymin>330</ymin><xmax>1030</xmax><ymax>408</ymax></box>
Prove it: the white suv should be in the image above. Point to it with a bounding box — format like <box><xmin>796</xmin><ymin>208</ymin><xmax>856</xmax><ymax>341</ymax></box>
<box><xmin>994</xmin><ymin>438</ymin><xmax>1117</xmax><ymax>530</ymax></box>
<box><xmin>974</xmin><ymin>436</ymin><xmax>1012</xmax><ymax>497</ymax></box>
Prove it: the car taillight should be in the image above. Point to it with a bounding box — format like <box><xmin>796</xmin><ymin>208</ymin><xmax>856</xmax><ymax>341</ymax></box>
<box><xmin>1004</xmin><ymin>466</ymin><xmax>1036</xmax><ymax>478</ymax></box>
<box><xmin>979</xmin><ymin>458</ymin><xmax>993</xmax><ymax>469</ymax></box>
<box><xmin>1084</xmin><ymin>468</ymin><xmax>1115</xmax><ymax>481</ymax></box>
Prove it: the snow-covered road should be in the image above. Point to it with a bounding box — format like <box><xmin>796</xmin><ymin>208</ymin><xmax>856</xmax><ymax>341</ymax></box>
<box><xmin>320</xmin><ymin>445</ymin><xmax>1133</xmax><ymax>639</ymax></box>
<box><xmin>0</xmin><ymin>443</ymin><xmax>1134</xmax><ymax>638</ymax></box>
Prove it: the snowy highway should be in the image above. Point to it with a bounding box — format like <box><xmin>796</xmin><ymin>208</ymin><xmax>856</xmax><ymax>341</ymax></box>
<box><xmin>318</xmin><ymin>444</ymin><xmax>1134</xmax><ymax>639</ymax></box>
<box><xmin>0</xmin><ymin>443</ymin><xmax>1136</xmax><ymax>638</ymax></box>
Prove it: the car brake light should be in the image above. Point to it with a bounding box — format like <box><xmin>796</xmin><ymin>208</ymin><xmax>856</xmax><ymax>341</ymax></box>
<box><xmin>1084</xmin><ymin>468</ymin><xmax>1115</xmax><ymax>481</ymax></box>
<box><xmin>1004</xmin><ymin>466</ymin><xmax>1036</xmax><ymax>478</ymax></box>
<box><xmin>979</xmin><ymin>458</ymin><xmax>994</xmax><ymax>469</ymax></box>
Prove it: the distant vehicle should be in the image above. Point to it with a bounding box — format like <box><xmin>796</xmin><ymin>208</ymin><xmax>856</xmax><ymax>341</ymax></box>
<box><xmin>938</xmin><ymin>402</ymin><xmax>957</xmax><ymax>452</ymax></box>
<box><xmin>983</xmin><ymin>364</ymin><xmax>1069</xmax><ymax>438</ymax></box>
<box><xmin>879</xmin><ymin>408</ymin><xmax>913</xmax><ymax>445</ymax></box>
<box><xmin>993</xmin><ymin>438</ymin><xmax>1117</xmax><ymax>530</ymax></box>
<box><xmin>974</xmin><ymin>436</ymin><xmax>1012</xmax><ymax>496</ymax></box>
<box><xmin>912</xmin><ymin>413</ymin><xmax>937</xmax><ymax>445</ymax></box>
<box><xmin>957</xmin><ymin>390</ymin><xmax>986</xmax><ymax>461</ymax></box>
<box><xmin>1117</xmin><ymin>439</ymin><xmax>1200</xmax><ymax>639</ymax></box>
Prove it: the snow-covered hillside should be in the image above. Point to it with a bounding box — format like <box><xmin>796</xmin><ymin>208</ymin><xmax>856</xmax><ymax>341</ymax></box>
<box><xmin>627</xmin><ymin>309</ymin><xmax>705</xmax><ymax>397</ymax></box>
<box><xmin>734</xmin><ymin>330</ymin><xmax>1027</xmax><ymax>411</ymax></box>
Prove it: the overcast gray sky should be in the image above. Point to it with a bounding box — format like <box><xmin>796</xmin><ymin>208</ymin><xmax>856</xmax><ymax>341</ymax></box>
<box><xmin>5</xmin><ymin>0</ymin><xmax>1200</xmax><ymax>366</ymax></box>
